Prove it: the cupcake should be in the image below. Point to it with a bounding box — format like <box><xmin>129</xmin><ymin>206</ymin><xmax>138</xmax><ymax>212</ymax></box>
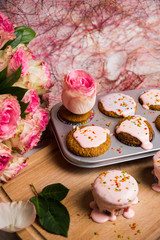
<box><xmin>115</xmin><ymin>115</ymin><xmax>153</xmax><ymax>150</ymax></box>
<box><xmin>152</xmin><ymin>151</ymin><xmax>160</xmax><ymax>192</ymax></box>
<box><xmin>90</xmin><ymin>170</ymin><xmax>139</xmax><ymax>223</ymax></box>
<box><xmin>98</xmin><ymin>93</ymin><xmax>137</xmax><ymax>118</ymax></box>
<box><xmin>59</xmin><ymin>69</ymin><xmax>97</xmax><ymax>123</ymax></box>
<box><xmin>139</xmin><ymin>89</ymin><xmax>160</xmax><ymax>110</ymax></box>
<box><xmin>155</xmin><ymin>115</ymin><xmax>160</xmax><ymax>131</ymax></box>
<box><xmin>58</xmin><ymin>105</ymin><xmax>92</xmax><ymax>123</ymax></box>
<box><xmin>66</xmin><ymin>125</ymin><xmax>111</xmax><ymax>157</ymax></box>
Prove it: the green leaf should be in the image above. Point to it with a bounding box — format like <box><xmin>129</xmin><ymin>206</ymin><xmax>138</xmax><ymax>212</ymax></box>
<box><xmin>0</xmin><ymin>86</ymin><xmax>28</xmax><ymax>100</ymax></box>
<box><xmin>40</xmin><ymin>183</ymin><xmax>69</xmax><ymax>201</ymax></box>
<box><xmin>19</xmin><ymin>101</ymin><xmax>29</xmax><ymax>118</ymax></box>
<box><xmin>14</xmin><ymin>26</ymin><xmax>36</xmax><ymax>45</ymax></box>
<box><xmin>0</xmin><ymin>86</ymin><xmax>29</xmax><ymax>119</ymax></box>
<box><xmin>1</xmin><ymin>30</ymin><xmax>23</xmax><ymax>50</ymax></box>
<box><xmin>39</xmin><ymin>199</ymin><xmax>70</xmax><ymax>237</ymax></box>
<box><xmin>0</xmin><ymin>65</ymin><xmax>22</xmax><ymax>90</ymax></box>
<box><xmin>1</xmin><ymin>26</ymin><xmax>36</xmax><ymax>50</ymax></box>
<box><xmin>9</xmin><ymin>31</ymin><xmax>23</xmax><ymax>49</ymax></box>
<box><xmin>30</xmin><ymin>183</ymin><xmax>70</xmax><ymax>237</ymax></box>
<box><xmin>39</xmin><ymin>95</ymin><xmax>46</xmax><ymax>105</ymax></box>
<box><xmin>0</xmin><ymin>66</ymin><xmax>7</xmax><ymax>82</ymax></box>
<box><xmin>30</xmin><ymin>196</ymin><xmax>49</xmax><ymax>217</ymax></box>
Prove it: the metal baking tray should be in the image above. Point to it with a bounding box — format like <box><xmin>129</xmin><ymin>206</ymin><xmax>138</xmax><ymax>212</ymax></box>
<box><xmin>50</xmin><ymin>87</ymin><xmax>160</xmax><ymax>168</ymax></box>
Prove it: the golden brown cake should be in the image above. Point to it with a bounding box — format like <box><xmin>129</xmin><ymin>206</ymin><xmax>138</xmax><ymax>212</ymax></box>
<box><xmin>66</xmin><ymin>125</ymin><xmax>111</xmax><ymax>157</ymax></box>
<box><xmin>155</xmin><ymin>115</ymin><xmax>160</xmax><ymax>131</ymax></box>
<box><xmin>115</xmin><ymin>115</ymin><xmax>153</xmax><ymax>149</ymax></box>
<box><xmin>98</xmin><ymin>93</ymin><xmax>137</xmax><ymax>118</ymax></box>
<box><xmin>139</xmin><ymin>89</ymin><xmax>160</xmax><ymax>110</ymax></box>
<box><xmin>58</xmin><ymin>105</ymin><xmax>92</xmax><ymax>123</ymax></box>
<box><xmin>90</xmin><ymin>170</ymin><xmax>139</xmax><ymax>223</ymax></box>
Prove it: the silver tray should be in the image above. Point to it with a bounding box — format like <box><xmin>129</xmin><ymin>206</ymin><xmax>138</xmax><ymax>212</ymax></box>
<box><xmin>50</xmin><ymin>87</ymin><xmax>160</xmax><ymax>168</ymax></box>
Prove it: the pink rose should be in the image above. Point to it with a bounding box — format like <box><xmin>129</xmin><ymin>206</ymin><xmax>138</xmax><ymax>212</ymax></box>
<box><xmin>0</xmin><ymin>46</ymin><xmax>12</xmax><ymax>72</ymax></box>
<box><xmin>26</xmin><ymin>107</ymin><xmax>50</xmax><ymax>131</ymax></box>
<box><xmin>0</xmin><ymin>152</ymin><xmax>27</xmax><ymax>182</ymax></box>
<box><xmin>22</xmin><ymin>89</ymin><xmax>40</xmax><ymax>114</ymax></box>
<box><xmin>0</xmin><ymin>11</ymin><xmax>15</xmax><ymax>48</ymax></box>
<box><xmin>41</xmin><ymin>62</ymin><xmax>52</xmax><ymax>89</ymax></box>
<box><xmin>20</xmin><ymin>59</ymin><xmax>52</xmax><ymax>95</ymax></box>
<box><xmin>8</xmin><ymin>48</ymin><xmax>29</xmax><ymax>76</ymax></box>
<box><xmin>0</xmin><ymin>94</ymin><xmax>21</xmax><ymax>141</ymax></box>
<box><xmin>10</xmin><ymin>44</ymin><xmax>52</xmax><ymax>95</ymax></box>
<box><xmin>62</xmin><ymin>69</ymin><xmax>97</xmax><ymax>114</ymax></box>
<box><xmin>0</xmin><ymin>143</ymin><xmax>13</xmax><ymax>173</ymax></box>
<box><xmin>10</xmin><ymin>119</ymin><xmax>42</xmax><ymax>153</ymax></box>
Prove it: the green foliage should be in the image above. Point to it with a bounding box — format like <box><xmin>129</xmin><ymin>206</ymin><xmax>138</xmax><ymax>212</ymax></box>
<box><xmin>2</xmin><ymin>26</ymin><xmax>36</xmax><ymax>49</ymax></box>
<box><xmin>40</xmin><ymin>183</ymin><xmax>69</xmax><ymax>201</ymax></box>
<box><xmin>0</xmin><ymin>25</ymin><xmax>37</xmax><ymax>117</ymax></box>
<box><xmin>0</xmin><ymin>65</ymin><xmax>28</xmax><ymax>117</ymax></box>
<box><xmin>30</xmin><ymin>183</ymin><xmax>70</xmax><ymax>237</ymax></box>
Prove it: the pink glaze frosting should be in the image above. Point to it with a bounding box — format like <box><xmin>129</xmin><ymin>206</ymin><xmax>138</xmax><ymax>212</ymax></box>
<box><xmin>73</xmin><ymin>126</ymin><xmax>110</xmax><ymax>148</ymax></box>
<box><xmin>99</xmin><ymin>93</ymin><xmax>136</xmax><ymax>117</ymax></box>
<box><xmin>140</xmin><ymin>89</ymin><xmax>160</xmax><ymax>109</ymax></box>
<box><xmin>152</xmin><ymin>151</ymin><xmax>160</xmax><ymax>192</ymax></box>
<box><xmin>90</xmin><ymin>170</ymin><xmax>138</xmax><ymax>223</ymax></box>
<box><xmin>116</xmin><ymin>115</ymin><xmax>153</xmax><ymax>150</ymax></box>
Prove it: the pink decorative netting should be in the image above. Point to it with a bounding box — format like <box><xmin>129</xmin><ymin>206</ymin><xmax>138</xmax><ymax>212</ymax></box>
<box><xmin>1</xmin><ymin>0</ymin><xmax>160</xmax><ymax>105</ymax></box>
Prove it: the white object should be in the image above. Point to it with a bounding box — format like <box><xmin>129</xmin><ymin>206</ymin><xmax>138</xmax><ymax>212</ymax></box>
<box><xmin>0</xmin><ymin>200</ymin><xmax>36</xmax><ymax>232</ymax></box>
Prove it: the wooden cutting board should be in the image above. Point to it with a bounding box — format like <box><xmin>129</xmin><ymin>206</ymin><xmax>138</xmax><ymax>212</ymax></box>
<box><xmin>0</xmin><ymin>138</ymin><xmax>160</xmax><ymax>240</ymax></box>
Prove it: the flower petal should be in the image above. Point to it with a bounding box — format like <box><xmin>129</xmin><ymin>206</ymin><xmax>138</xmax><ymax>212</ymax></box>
<box><xmin>0</xmin><ymin>200</ymin><xmax>36</xmax><ymax>232</ymax></box>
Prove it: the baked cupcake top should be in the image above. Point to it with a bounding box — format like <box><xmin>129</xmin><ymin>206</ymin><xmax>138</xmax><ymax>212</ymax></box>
<box><xmin>152</xmin><ymin>151</ymin><xmax>160</xmax><ymax>192</ymax></box>
<box><xmin>66</xmin><ymin>125</ymin><xmax>111</xmax><ymax>157</ymax></box>
<box><xmin>153</xmin><ymin>151</ymin><xmax>160</xmax><ymax>173</ymax></box>
<box><xmin>99</xmin><ymin>93</ymin><xmax>136</xmax><ymax>117</ymax></box>
<box><xmin>155</xmin><ymin>115</ymin><xmax>160</xmax><ymax>131</ymax></box>
<box><xmin>92</xmin><ymin>170</ymin><xmax>138</xmax><ymax>206</ymax></box>
<box><xmin>73</xmin><ymin>126</ymin><xmax>110</xmax><ymax>148</ymax></box>
<box><xmin>139</xmin><ymin>89</ymin><xmax>160</xmax><ymax>110</ymax></box>
<box><xmin>116</xmin><ymin>115</ymin><xmax>153</xmax><ymax>150</ymax></box>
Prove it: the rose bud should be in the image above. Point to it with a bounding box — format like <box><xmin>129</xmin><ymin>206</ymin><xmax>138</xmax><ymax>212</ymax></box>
<box><xmin>62</xmin><ymin>69</ymin><xmax>97</xmax><ymax>114</ymax></box>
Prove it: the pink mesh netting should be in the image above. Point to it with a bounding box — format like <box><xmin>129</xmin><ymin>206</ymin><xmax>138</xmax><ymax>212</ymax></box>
<box><xmin>1</xmin><ymin>0</ymin><xmax>160</xmax><ymax>105</ymax></box>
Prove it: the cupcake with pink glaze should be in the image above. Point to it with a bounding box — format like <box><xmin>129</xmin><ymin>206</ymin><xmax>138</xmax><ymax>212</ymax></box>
<box><xmin>152</xmin><ymin>151</ymin><xmax>160</xmax><ymax>192</ymax></box>
<box><xmin>115</xmin><ymin>115</ymin><xmax>153</xmax><ymax>150</ymax></box>
<box><xmin>139</xmin><ymin>89</ymin><xmax>160</xmax><ymax>110</ymax></box>
<box><xmin>66</xmin><ymin>125</ymin><xmax>111</xmax><ymax>157</ymax></box>
<box><xmin>99</xmin><ymin>93</ymin><xmax>137</xmax><ymax>118</ymax></box>
<box><xmin>59</xmin><ymin>69</ymin><xmax>97</xmax><ymax>123</ymax></box>
<box><xmin>90</xmin><ymin>170</ymin><xmax>139</xmax><ymax>223</ymax></box>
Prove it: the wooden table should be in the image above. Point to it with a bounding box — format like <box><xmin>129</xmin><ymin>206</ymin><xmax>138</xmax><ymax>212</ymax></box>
<box><xmin>0</xmin><ymin>136</ymin><xmax>160</xmax><ymax>240</ymax></box>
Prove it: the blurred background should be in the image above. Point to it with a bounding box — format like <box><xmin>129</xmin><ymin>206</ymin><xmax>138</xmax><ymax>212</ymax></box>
<box><xmin>1</xmin><ymin>0</ymin><xmax>160</xmax><ymax>109</ymax></box>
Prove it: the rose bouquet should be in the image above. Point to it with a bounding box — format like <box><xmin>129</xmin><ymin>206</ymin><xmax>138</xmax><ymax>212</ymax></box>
<box><xmin>0</xmin><ymin>12</ymin><xmax>52</xmax><ymax>182</ymax></box>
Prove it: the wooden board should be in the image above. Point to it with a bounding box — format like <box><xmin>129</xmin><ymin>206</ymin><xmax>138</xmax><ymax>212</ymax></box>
<box><xmin>1</xmin><ymin>138</ymin><xmax>160</xmax><ymax>240</ymax></box>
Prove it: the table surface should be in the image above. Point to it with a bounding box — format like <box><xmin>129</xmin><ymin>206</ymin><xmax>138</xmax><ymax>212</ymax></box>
<box><xmin>0</xmin><ymin>135</ymin><xmax>160</xmax><ymax>240</ymax></box>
